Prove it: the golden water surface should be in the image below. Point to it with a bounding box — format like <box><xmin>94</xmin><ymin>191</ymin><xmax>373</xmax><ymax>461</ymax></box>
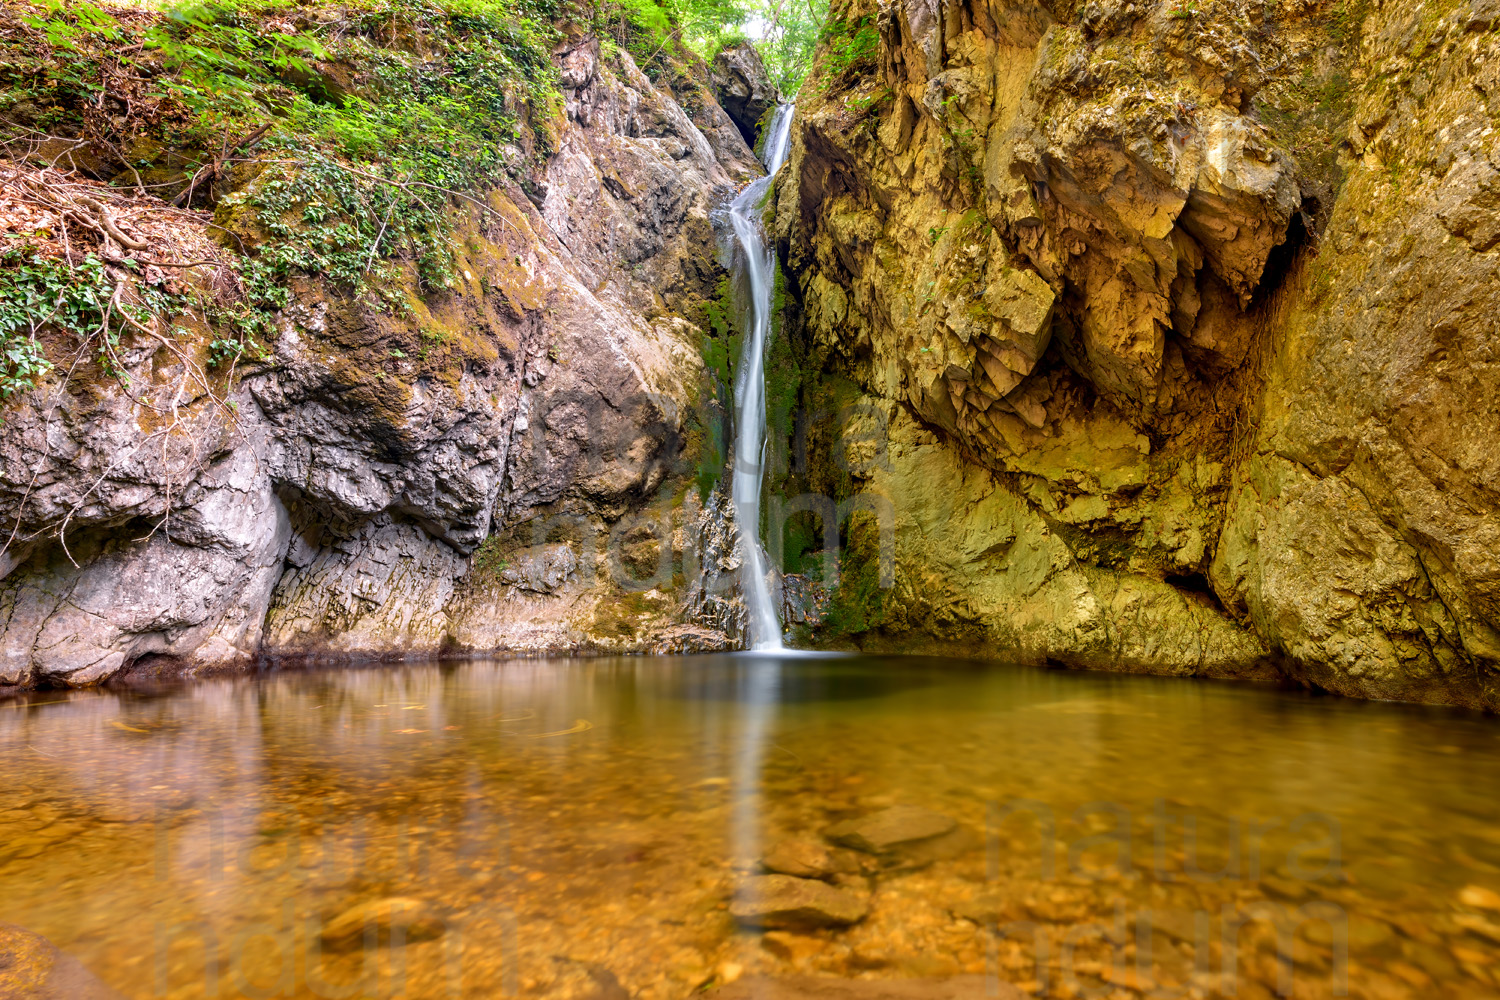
<box><xmin>1</xmin><ymin>655</ymin><xmax>1498</xmax><ymax>999</ymax></box>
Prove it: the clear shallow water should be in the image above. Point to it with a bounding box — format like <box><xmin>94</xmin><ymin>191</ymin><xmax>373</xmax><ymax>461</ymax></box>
<box><xmin>1</xmin><ymin>655</ymin><xmax>1498</xmax><ymax>999</ymax></box>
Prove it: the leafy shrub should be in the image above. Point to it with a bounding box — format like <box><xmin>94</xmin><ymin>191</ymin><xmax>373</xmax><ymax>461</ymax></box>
<box><xmin>817</xmin><ymin>12</ymin><xmax>878</xmax><ymax>87</ymax></box>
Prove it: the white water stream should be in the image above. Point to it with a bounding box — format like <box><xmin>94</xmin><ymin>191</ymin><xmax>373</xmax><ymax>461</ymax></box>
<box><xmin>727</xmin><ymin>104</ymin><xmax>795</xmax><ymax>652</ymax></box>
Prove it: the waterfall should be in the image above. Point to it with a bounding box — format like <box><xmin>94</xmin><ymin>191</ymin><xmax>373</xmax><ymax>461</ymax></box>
<box><xmin>727</xmin><ymin>103</ymin><xmax>795</xmax><ymax>652</ymax></box>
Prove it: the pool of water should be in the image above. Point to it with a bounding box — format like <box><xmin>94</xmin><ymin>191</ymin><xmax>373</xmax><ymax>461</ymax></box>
<box><xmin>2</xmin><ymin>655</ymin><xmax>1498</xmax><ymax>999</ymax></box>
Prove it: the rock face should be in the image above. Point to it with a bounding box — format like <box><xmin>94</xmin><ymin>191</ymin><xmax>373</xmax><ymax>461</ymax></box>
<box><xmin>775</xmin><ymin>0</ymin><xmax>1500</xmax><ymax>708</ymax></box>
<box><xmin>0</xmin><ymin>31</ymin><xmax>757</xmax><ymax>689</ymax></box>
<box><xmin>710</xmin><ymin>42</ymin><xmax>781</xmax><ymax>148</ymax></box>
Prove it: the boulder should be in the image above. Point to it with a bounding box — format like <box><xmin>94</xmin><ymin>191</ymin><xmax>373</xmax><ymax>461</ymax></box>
<box><xmin>825</xmin><ymin>806</ymin><xmax>980</xmax><ymax>870</ymax></box>
<box><xmin>710</xmin><ymin>42</ymin><xmax>779</xmax><ymax>148</ymax></box>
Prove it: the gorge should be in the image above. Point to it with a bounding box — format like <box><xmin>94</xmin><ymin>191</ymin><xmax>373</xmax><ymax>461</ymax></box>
<box><xmin>1</xmin><ymin>0</ymin><xmax>1497</xmax><ymax>711</ymax></box>
<box><xmin>2</xmin><ymin>1</ymin><xmax>1500</xmax><ymax>997</ymax></box>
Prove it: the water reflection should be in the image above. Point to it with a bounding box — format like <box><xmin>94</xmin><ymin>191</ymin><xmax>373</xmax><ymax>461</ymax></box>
<box><xmin>1</xmin><ymin>656</ymin><xmax>1497</xmax><ymax>999</ymax></box>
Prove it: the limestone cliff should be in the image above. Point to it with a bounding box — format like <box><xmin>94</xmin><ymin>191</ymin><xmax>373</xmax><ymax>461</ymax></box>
<box><xmin>775</xmin><ymin>0</ymin><xmax>1500</xmax><ymax>708</ymax></box>
<box><xmin>0</xmin><ymin>23</ymin><xmax>759</xmax><ymax>688</ymax></box>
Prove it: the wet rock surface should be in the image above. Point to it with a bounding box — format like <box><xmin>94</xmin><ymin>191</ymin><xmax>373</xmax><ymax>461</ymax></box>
<box><xmin>777</xmin><ymin>0</ymin><xmax>1500</xmax><ymax>708</ymax></box>
<box><xmin>0</xmin><ymin>31</ymin><xmax>759</xmax><ymax>688</ymax></box>
<box><xmin>318</xmin><ymin>897</ymin><xmax>446</xmax><ymax>951</ymax></box>
<box><xmin>825</xmin><ymin>805</ymin><xmax>956</xmax><ymax>854</ymax></box>
<box><xmin>762</xmin><ymin>837</ymin><xmax>866</xmax><ymax>880</ymax></box>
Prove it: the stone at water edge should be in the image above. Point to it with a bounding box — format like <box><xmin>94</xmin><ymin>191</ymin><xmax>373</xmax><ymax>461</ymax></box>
<box><xmin>319</xmin><ymin>897</ymin><xmax>445</xmax><ymax>951</ymax></box>
<box><xmin>0</xmin><ymin>923</ymin><xmax>126</xmax><ymax>1000</ymax></box>
<box><xmin>824</xmin><ymin>805</ymin><xmax>956</xmax><ymax>854</ymax></box>
<box><xmin>730</xmin><ymin>875</ymin><xmax>869</xmax><ymax>929</ymax></box>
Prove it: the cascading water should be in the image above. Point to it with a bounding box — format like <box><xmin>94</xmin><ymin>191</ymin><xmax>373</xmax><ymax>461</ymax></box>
<box><xmin>727</xmin><ymin>103</ymin><xmax>795</xmax><ymax>652</ymax></box>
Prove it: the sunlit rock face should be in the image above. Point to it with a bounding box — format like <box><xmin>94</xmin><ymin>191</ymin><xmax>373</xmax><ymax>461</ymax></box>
<box><xmin>0</xmin><ymin>34</ymin><xmax>757</xmax><ymax>688</ymax></box>
<box><xmin>778</xmin><ymin>0</ymin><xmax>1500</xmax><ymax>708</ymax></box>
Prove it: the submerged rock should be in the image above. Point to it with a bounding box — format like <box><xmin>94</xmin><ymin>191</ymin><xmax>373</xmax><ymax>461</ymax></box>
<box><xmin>759</xmin><ymin>931</ymin><xmax>830</xmax><ymax>964</ymax></box>
<box><xmin>319</xmin><ymin>897</ymin><xmax>445</xmax><ymax>951</ymax></box>
<box><xmin>762</xmin><ymin>837</ymin><xmax>865</xmax><ymax>880</ymax></box>
<box><xmin>711</xmin><ymin>976</ymin><xmax>1027</xmax><ymax>1000</ymax></box>
<box><xmin>827</xmin><ymin>806</ymin><xmax>980</xmax><ymax>871</ymax></box>
<box><xmin>730</xmin><ymin>874</ymin><xmax>869</xmax><ymax>928</ymax></box>
<box><xmin>824</xmin><ymin>805</ymin><xmax>955</xmax><ymax>854</ymax></box>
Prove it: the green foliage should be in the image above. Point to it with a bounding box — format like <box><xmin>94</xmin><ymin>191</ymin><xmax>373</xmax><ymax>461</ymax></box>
<box><xmin>610</xmin><ymin>0</ymin><xmax>750</xmax><ymax>70</ymax></box>
<box><xmin>6</xmin><ymin>0</ymin><xmax>565</xmax><ymax>347</ymax></box>
<box><xmin>693</xmin><ymin>275</ymin><xmax>739</xmax><ymax>499</ymax></box>
<box><xmin>21</xmin><ymin>0</ymin><xmax>126</xmax><ymax>50</ymax></box>
<box><xmin>693</xmin><ymin>405</ymin><xmax>726</xmax><ymax>500</ymax></box>
<box><xmin>934</xmin><ymin>93</ymin><xmax>985</xmax><ymax>196</ymax></box>
<box><xmin>816</xmin><ymin>11</ymin><xmax>878</xmax><ymax>89</ymax></box>
<box><xmin>753</xmin><ymin>0</ymin><xmax>830</xmax><ymax>95</ymax></box>
<box><xmin>0</xmin><ymin>246</ymin><xmax>201</xmax><ymax>398</ymax></box>
<box><xmin>472</xmin><ymin>535</ymin><xmax>511</xmax><ymax>577</ymax></box>
<box><xmin>207</xmin><ymin>332</ymin><xmax>269</xmax><ymax>367</ymax></box>
<box><xmin>700</xmin><ymin>276</ymin><xmax>741</xmax><ymax>386</ymax></box>
<box><xmin>763</xmin><ymin>264</ymin><xmax>799</xmax><ymax>448</ymax></box>
<box><xmin>1327</xmin><ymin>0</ymin><xmax>1373</xmax><ymax>46</ymax></box>
<box><xmin>778</xmin><ymin>512</ymin><xmax>821</xmax><ymax>575</ymax></box>
<box><xmin>0</xmin><ymin>248</ymin><xmax>70</xmax><ymax>398</ymax></box>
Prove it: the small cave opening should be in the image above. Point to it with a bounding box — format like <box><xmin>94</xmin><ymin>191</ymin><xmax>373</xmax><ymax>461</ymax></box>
<box><xmin>107</xmin><ymin>653</ymin><xmax>194</xmax><ymax>693</ymax></box>
<box><xmin>1164</xmin><ymin>571</ymin><xmax>1226</xmax><ymax>613</ymax></box>
<box><xmin>1250</xmin><ymin>206</ymin><xmax>1311</xmax><ymax>311</ymax></box>
<box><xmin>729</xmin><ymin>116</ymin><xmax>758</xmax><ymax>152</ymax></box>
